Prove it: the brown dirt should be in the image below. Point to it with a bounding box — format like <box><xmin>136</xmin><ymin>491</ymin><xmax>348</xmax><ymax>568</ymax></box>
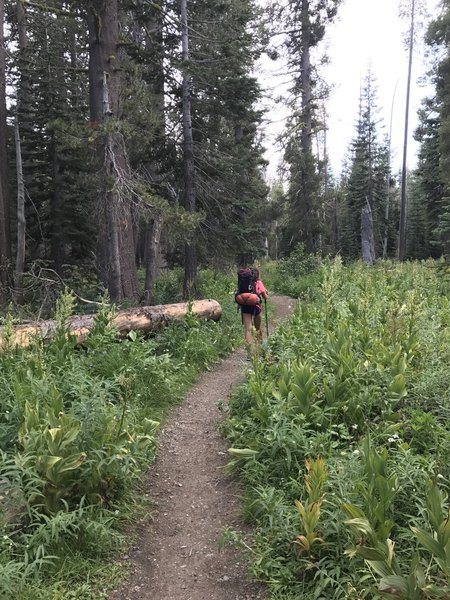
<box><xmin>109</xmin><ymin>295</ymin><xmax>294</xmax><ymax>600</ymax></box>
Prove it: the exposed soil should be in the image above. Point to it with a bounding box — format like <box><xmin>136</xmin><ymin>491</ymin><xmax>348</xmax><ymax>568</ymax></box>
<box><xmin>109</xmin><ymin>296</ymin><xmax>294</xmax><ymax>600</ymax></box>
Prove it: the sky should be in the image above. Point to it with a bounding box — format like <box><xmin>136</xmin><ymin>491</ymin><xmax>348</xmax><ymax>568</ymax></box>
<box><xmin>257</xmin><ymin>0</ymin><xmax>442</xmax><ymax>179</ymax></box>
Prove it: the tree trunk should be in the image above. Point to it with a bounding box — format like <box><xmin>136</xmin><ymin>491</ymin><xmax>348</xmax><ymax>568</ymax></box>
<box><xmin>361</xmin><ymin>201</ymin><xmax>375</xmax><ymax>265</ymax></box>
<box><xmin>0</xmin><ymin>299</ymin><xmax>222</xmax><ymax>350</ymax></box>
<box><xmin>14</xmin><ymin>0</ymin><xmax>31</xmax><ymax>304</ymax></box>
<box><xmin>399</xmin><ymin>0</ymin><xmax>415</xmax><ymax>261</ymax></box>
<box><xmin>181</xmin><ymin>0</ymin><xmax>198</xmax><ymax>299</ymax></box>
<box><xmin>141</xmin><ymin>3</ymin><xmax>165</xmax><ymax>303</ymax></box>
<box><xmin>383</xmin><ymin>82</ymin><xmax>397</xmax><ymax>259</ymax></box>
<box><xmin>14</xmin><ymin>116</ymin><xmax>26</xmax><ymax>304</ymax></box>
<box><xmin>299</xmin><ymin>0</ymin><xmax>315</xmax><ymax>253</ymax></box>
<box><xmin>87</xmin><ymin>0</ymin><xmax>139</xmax><ymax>302</ymax></box>
<box><xmin>142</xmin><ymin>214</ymin><xmax>162</xmax><ymax>305</ymax></box>
<box><xmin>0</xmin><ymin>0</ymin><xmax>10</xmax><ymax>305</ymax></box>
<box><xmin>48</xmin><ymin>15</ymin><xmax>66</xmax><ymax>274</ymax></box>
<box><xmin>300</xmin><ymin>1</ymin><xmax>312</xmax><ymax>155</ymax></box>
<box><xmin>50</xmin><ymin>132</ymin><xmax>64</xmax><ymax>273</ymax></box>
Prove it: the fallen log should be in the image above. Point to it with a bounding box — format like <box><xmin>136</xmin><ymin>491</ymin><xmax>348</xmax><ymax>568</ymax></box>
<box><xmin>0</xmin><ymin>299</ymin><xmax>222</xmax><ymax>350</ymax></box>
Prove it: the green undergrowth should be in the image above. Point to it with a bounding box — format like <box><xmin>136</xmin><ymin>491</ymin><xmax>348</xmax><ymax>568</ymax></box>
<box><xmin>224</xmin><ymin>259</ymin><xmax>450</xmax><ymax>599</ymax></box>
<box><xmin>261</xmin><ymin>243</ymin><xmax>323</xmax><ymax>299</ymax></box>
<box><xmin>0</xmin><ymin>268</ymin><xmax>241</xmax><ymax>599</ymax></box>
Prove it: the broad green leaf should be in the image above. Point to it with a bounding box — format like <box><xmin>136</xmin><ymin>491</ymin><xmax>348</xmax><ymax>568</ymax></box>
<box><xmin>47</xmin><ymin>428</ymin><xmax>62</xmax><ymax>443</ymax></box>
<box><xmin>368</xmin><ymin>560</ymin><xmax>395</xmax><ymax>579</ymax></box>
<box><xmin>342</xmin><ymin>503</ymin><xmax>366</xmax><ymax>519</ymax></box>
<box><xmin>356</xmin><ymin>545</ymin><xmax>388</xmax><ymax>561</ymax></box>
<box><xmin>411</xmin><ymin>527</ymin><xmax>446</xmax><ymax>560</ymax></box>
<box><xmin>344</xmin><ymin>517</ymin><xmax>374</xmax><ymax>536</ymax></box>
<box><xmin>379</xmin><ymin>575</ymin><xmax>408</xmax><ymax>594</ymax></box>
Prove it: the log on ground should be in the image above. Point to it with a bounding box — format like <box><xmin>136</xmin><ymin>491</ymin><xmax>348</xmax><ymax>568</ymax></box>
<box><xmin>0</xmin><ymin>299</ymin><xmax>222</xmax><ymax>349</ymax></box>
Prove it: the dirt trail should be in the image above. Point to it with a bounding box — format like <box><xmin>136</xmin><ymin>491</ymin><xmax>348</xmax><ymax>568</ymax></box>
<box><xmin>109</xmin><ymin>295</ymin><xmax>294</xmax><ymax>600</ymax></box>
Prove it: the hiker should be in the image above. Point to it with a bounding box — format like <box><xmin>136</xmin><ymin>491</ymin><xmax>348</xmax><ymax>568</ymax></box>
<box><xmin>235</xmin><ymin>267</ymin><xmax>269</xmax><ymax>345</ymax></box>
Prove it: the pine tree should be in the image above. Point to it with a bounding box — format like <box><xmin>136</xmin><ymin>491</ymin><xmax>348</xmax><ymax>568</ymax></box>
<box><xmin>1</xmin><ymin>0</ymin><xmax>268</xmax><ymax>306</ymax></box>
<box><xmin>7</xmin><ymin>1</ymin><xmax>95</xmax><ymax>276</ymax></box>
<box><xmin>86</xmin><ymin>0</ymin><xmax>139</xmax><ymax>301</ymax></box>
<box><xmin>178</xmin><ymin>0</ymin><xmax>268</xmax><ymax>266</ymax></box>
<box><xmin>398</xmin><ymin>0</ymin><xmax>426</xmax><ymax>259</ymax></box>
<box><xmin>412</xmin><ymin>98</ymin><xmax>444</xmax><ymax>257</ymax></box>
<box><xmin>424</xmin><ymin>0</ymin><xmax>450</xmax><ymax>256</ymax></box>
<box><xmin>340</xmin><ymin>73</ymin><xmax>390</xmax><ymax>260</ymax></box>
<box><xmin>406</xmin><ymin>171</ymin><xmax>428</xmax><ymax>259</ymax></box>
<box><xmin>278</xmin><ymin>0</ymin><xmax>342</xmax><ymax>255</ymax></box>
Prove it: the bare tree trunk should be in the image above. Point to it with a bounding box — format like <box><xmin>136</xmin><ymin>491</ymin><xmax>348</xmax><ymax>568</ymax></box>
<box><xmin>383</xmin><ymin>81</ymin><xmax>398</xmax><ymax>259</ymax></box>
<box><xmin>300</xmin><ymin>1</ymin><xmax>312</xmax><ymax>154</ymax></box>
<box><xmin>13</xmin><ymin>0</ymin><xmax>29</xmax><ymax>305</ymax></box>
<box><xmin>0</xmin><ymin>0</ymin><xmax>10</xmax><ymax>304</ymax></box>
<box><xmin>361</xmin><ymin>201</ymin><xmax>375</xmax><ymax>265</ymax></box>
<box><xmin>87</xmin><ymin>0</ymin><xmax>139</xmax><ymax>302</ymax></box>
<box><xmin>141</xmin><ymin>3</ymin><xmax>165</xmax><ymax>303</ymax></box>
<box><xmin>47</xmin><ymin>16</ymin><xmax>66</xmax><ymax>274</ymax></box>
<box><xmin>50</xmin><ymin>134</ymin><xmax>64</xmax><ymax>273</ymax></box>
<box><xmin>399</xmin><ymin>0</ymin><xmax>415</xmax><ymax>261</ymax></box>
<box><xmin>14</xmin><ymin>116</ymin><xmax>25</xmax><ymax>303</ymax></box>
<box><xmin>142</xmin><ymin>214</ymin><xmax>162</xmax><ymax>305</ymax></box>
<box><xmin>181</xmin><ymin>0</ymin><xmax>198</xmax><ymax>299</ymax></box>
<box><xmin>299</xmin><ymin>0</ymin><xmax>315</xmax><ymax>253</ymax></box>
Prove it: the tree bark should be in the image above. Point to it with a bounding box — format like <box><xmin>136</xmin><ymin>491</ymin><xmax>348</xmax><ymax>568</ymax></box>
<box><xmin>299</xmin><ymin>0</ymin><xmax>315</xmax><ymax>253</ymax></box>
<box><xmin>87</xmin><ymin>0</ymin><xmax>139</xmax><ymax>302</ymax></box>
<box><xmin>361</xmin><ymin>201</ymin><xmax>375</xmax><ymax>265</ymax></box>
<box><xmin>14</xmin><ymin>116</ymin><xmax>26</xmax><ymax>304</ymax></box>
<box><xmin>382</xmin><ymin>81</ymin><xmax>397</xmax><ymax>259</ymax></box>
<box><xmin>0</xmin><ymin>0</ymin><xmax>10</xmax><ymax>305</ymax></box>
<box><xmin>141</xmin><ymin>3</ymin><xmax>165</xmax><ymax>304</ymax></box>
<box><xmin>181</xmin><ymin>0</ymin><xmax>198</xmax><ymax>299</ymax></box>
<box><xmin>142</xmin><ymin>214</ymin><xmax>162</xmax><ymax>305</ymax></box>
<box><xmin>0</xmin><ymin>299</ymin><xmax>222</xmax><ymax>349</ymax></box>
<box><xmin>399</xmin><ymin>0</ymin><xmax>415</xmax><ymax>261</ymax></box>
<box><xmin>48</xmin><ymin>15</ymin><xmax>66</xmax><ymax>274</ymax></box>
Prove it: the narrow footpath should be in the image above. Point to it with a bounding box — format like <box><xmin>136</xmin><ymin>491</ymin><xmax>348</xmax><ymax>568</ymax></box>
<box><xmin>109</xmin><ymin>295</ymin><xmax>293</xmax><ymax>600</ymax></box>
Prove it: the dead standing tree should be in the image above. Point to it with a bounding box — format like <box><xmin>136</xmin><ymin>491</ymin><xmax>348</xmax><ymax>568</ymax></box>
<box><xmin>0</xmin><ymin>0</ymin><xmax>10</xmax><ymax>306</ymax></box>
<box><xmin>87</xmin><ymin>0</ymin><xmax>139</xmax><ymax>302</ymax></box>
<box><xmin>181</xmin><ymin>0</ymin><xmax>198</xmax><ymax>299</ymax></box>
<box><xmin>13</xmin><ymin>0</ymin><xmax>28</xmax><ymax>305</ymax></box>
<box><xmin>361</xmin><ymin>200</ymin><xmax>375</xmax><ymax>265</ymax></box>
<box><xmin>398</xmin><ymin>0</ymin><xmax>425</xmax><ymax>260</ymax></box>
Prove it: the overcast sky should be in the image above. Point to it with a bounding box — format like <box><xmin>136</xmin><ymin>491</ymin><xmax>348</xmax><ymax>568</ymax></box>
<box><xmin>258</xmin><ymin>0</ymin><xmax>441</xmax><ymax>179</ymax></box>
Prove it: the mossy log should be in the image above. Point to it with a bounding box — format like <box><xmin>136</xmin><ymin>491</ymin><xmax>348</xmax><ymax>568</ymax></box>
<box><xmin>0</xmin><ymin>299</ymin><xmax>222</xmax><ymax>350</ymax></box>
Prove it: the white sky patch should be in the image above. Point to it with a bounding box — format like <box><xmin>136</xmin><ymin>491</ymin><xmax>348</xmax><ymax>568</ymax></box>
<box><xmin>257</xmin><ymin>0</ymin><xmax>441</xmax><ymax>180</ymax></box>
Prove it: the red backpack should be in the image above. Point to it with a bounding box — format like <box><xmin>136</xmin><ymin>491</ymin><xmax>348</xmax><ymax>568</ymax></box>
<box><xmin>235</xmin><ymin>268</ymin><xmax>260</xmax><ymax>306</ymax></box>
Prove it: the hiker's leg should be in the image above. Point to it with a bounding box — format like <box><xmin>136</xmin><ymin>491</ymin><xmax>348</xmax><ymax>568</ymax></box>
<box><xmin>243</xmin><ymin>312</ymin><xmax>253</xmax><ymax>343</ymax></box>
<box><xmin>254</xmin><ymin>313</ymin><xmax>263</xmax><ymax>342</ymax></box>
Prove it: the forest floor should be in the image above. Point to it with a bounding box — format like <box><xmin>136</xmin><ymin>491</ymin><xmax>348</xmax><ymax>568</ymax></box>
<box><xmin>109</xmin><ymin>295</ymin><xmax>293</xmax><ymax>600</ymax></box>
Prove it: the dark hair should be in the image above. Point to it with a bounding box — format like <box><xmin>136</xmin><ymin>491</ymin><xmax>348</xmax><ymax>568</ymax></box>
<box><xmin>253</xmin><ymin>268</ymin><xmax>260</xmax><ymax>279</ymax></box>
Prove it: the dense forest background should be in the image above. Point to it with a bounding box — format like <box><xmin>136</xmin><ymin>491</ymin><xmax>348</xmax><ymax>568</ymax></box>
<box><xmin>0</xmin><ymin>0</ymin><xmax>450</xmax><ymax>309</ymax></box>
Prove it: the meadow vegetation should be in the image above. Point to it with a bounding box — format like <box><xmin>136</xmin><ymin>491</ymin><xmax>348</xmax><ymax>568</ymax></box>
<box><xmin>225</xmin><ymin>258</ymin><xmax>450</xmax><ymax>599</ymax></box>
<box><xmin>0</xmin><ymin>269</ymin><xmax>241</xmax><ymax>599</ymax></box>
<box><xmin>2</xmin><ymin>259</ymin><xmax>449</xmax><ymax>599</ymax></box>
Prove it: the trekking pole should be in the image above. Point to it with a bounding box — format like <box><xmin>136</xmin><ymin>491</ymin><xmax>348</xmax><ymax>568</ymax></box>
<box><xmin>264</xmin><ymin>298</ymin><xmax>269</xmax><ymax>338</ymax></box>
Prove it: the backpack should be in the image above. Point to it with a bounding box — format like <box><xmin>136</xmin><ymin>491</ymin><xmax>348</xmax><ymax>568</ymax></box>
<box><xmin>235</xmin><ymin>267</ymin><xmax>260</xmax><ymax>306</ymax></box>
